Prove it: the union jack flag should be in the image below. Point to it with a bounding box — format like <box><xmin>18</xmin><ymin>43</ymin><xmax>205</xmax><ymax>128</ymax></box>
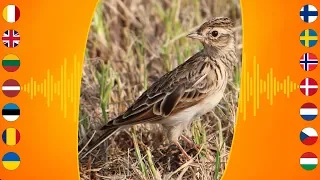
<box><xmin>2</xmin><ymin>30</ymin><xmax>20</xmax><ymax>48</ymax></box>
<box><xmin>300</xmin><ymin>53</ymin><xmax>318</xmax><ymax>71</ymax></box>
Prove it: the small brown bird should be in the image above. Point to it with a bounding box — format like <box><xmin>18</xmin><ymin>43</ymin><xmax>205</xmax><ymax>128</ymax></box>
<box><xmin>80</xmin><ymin>17</ymin><xmax>237</xmax><ymax>159</ymax></box>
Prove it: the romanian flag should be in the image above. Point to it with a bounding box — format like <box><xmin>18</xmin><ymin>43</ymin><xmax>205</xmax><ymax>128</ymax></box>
<box><xmin>2</xmin><ymin>128</ymin><xmax>20</xmax><ymax>145</ymax></box>
<box><xmin>2</xmin><ymin>54</ymin><xmax>20</xmax><ymax>72</ymax></box>
<box><xmin>2</xmin><ymin>5</ymin><xmax>20</xmax><ymax>23</ymax></box>
<box><xmin>2</xmin><ymin>152</ymin><xmax>20</xmax><ymax>170</ymax></box>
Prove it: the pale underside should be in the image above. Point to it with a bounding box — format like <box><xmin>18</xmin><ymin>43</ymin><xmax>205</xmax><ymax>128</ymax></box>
<box><xmin>104</xmin><ymin>50</ymin><xmax>229</xmax><ymax>142</ymax></box>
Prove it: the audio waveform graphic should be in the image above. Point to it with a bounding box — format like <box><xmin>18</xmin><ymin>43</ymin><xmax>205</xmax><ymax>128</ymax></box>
<box><xmin>21</xmin><ymin>56</ymin><xmax>81</xmax><ymax>118</ymax></box>
<box><xmin>238</xmin><ymin>54</ymin><xmax>299</xmax><ymax>120</ymax></box>
<box><xmin>20</xmin><ymin>54</ymin><xmax>299</xmax><ymax>120</ymax></box>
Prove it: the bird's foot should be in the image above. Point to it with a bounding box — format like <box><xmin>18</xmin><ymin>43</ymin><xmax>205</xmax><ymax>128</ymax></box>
<box><xmin>173</xmin><ymin>141</ymin><xmax>192</xmax><ymax>161</ymax></box>
<box><xmin>180</xmin><ymin>135</ymin><xmax>200</xmax><ymax>152</ymax></box>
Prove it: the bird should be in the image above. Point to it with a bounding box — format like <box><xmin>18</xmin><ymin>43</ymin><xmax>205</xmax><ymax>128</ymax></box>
<box><xmin>80</xmin><ymin>17</ymin><xmax>238</xmax><ymax>160</ymax></box>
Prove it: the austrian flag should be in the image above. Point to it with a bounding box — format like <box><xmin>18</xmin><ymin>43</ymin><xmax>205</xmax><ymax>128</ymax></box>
<box><xmin>300</xmin><ymin>53</ymin><xmax>318</xmax><ymax>71</ymax></box>
<box><xmin>300</xmin><ymin>78</ymin><xmax>318</xmax><ymax>96</ymax></box>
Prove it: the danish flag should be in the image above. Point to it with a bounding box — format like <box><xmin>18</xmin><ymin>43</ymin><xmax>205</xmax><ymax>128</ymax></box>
<box><xmin>300</xmin><ymin>78</ymin><xmax>318</xmax><ymax>96</ymax></box>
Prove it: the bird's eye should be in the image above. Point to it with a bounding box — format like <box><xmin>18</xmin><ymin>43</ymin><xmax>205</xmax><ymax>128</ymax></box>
<box><xmin>211</xmin><ymin>30</ymin><xmax>218</xmax><ymax>37</ymax></box>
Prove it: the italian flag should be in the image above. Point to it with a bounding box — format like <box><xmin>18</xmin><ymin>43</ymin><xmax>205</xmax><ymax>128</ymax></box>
<box><xmin>300</xmin><ymin>152</ymin><xmax>318</xmax><ymax>171</ymax></box>
<box><xmin>2</xmin><ymin>54</ymin><xmax>20</xmax><ymax>72</ymax></box>
<box><xmin>2</xmin><ymin>5</ymin><xmax>20</xmax><ymax>23</ymax></box>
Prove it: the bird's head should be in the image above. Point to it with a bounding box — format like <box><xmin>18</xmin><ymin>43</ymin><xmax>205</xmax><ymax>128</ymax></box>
<box><xmin>187</xmin><ymin>17</ymin><xmax>235</xmax><ymax>50</ymax></box>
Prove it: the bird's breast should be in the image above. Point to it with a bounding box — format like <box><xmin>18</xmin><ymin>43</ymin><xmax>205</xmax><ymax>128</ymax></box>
<box><xmin>160</xmin><ymin>88</ymin><xmax>226</xmax><ymax>128</ymax></box>
<box><xmin>196</xmin><ymin>89</ymin><xmax>225</xmax><ymax>116</ymax></box>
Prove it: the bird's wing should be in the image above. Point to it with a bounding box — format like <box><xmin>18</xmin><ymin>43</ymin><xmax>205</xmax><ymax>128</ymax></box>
<box><xmin>82</xmin><ymin>53</ymin><xmax>220</xmax><ymax>158</ymax></box>
<box><xmin>107</xmin><ymin>52</ymin><xmax>219</xmax><ymax>127</ymax></box>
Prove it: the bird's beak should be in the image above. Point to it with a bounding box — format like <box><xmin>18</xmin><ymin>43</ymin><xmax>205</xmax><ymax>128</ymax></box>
<box><xmin>187</xmin><ymin>31</ymin><xmax>204</xmax><ymax>40</ymax></box>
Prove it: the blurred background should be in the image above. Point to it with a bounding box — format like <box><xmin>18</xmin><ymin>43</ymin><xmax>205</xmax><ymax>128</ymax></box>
<box><xmin>79</xmin><ymin>0</ymin><xmax>242</xmax><ymax>179</ymax></box>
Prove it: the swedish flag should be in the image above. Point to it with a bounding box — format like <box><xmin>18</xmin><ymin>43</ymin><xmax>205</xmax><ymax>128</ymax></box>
<box><xmin>300</xmin><ymin>29</ymin><xmax>318</xmax><ymax>47</ymax></box>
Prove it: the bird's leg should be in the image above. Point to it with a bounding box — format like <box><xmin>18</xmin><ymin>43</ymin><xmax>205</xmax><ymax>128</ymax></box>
<box><xmin>173</xmin><ymin>141</ymin><xmax>192</xmax><ymax>160</ymax></box>
<box><xmin>180</xmin><ymin>135</ymin><xmax>200</xmax><ymax>152</ymax></box>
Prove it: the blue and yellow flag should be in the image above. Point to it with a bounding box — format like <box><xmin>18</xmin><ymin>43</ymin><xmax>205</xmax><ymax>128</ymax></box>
<box><xmin>2</xmin><ymin>152</ymin><xmax>20</xmax><ymax>170</ymax></box>
<box><xmin>300</xmin><ymin>29</ymin><xmax>318</xmax><ymax>47</ymax></box>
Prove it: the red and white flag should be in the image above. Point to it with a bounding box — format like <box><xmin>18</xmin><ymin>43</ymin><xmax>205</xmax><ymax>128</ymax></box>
<box><xmin>300</xmin><ymin>78</ymin><xmax>318</xmax><ymax>96</ymax></box>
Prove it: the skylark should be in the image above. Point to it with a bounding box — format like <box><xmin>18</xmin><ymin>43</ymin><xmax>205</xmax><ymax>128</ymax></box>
<box><xmin>81</xmin><ymin>17</ymin><xmax>238</xmax><ymax>159</ymax></box>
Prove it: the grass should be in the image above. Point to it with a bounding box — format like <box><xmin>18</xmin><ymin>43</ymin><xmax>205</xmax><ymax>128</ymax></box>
<box><xmin>79</xmin><ymin>0</ymin><xmax>242</xmax><ymax>179</ymax></box>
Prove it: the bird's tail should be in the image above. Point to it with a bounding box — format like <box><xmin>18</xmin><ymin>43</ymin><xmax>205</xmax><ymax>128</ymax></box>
<box><xmin>79</xmin><ymin>125</ymin><xmax>120</xmax><ymax>159</ymax></box>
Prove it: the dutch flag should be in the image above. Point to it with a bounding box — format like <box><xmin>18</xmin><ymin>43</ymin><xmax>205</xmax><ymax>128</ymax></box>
<box><xmin>300</xmin><ymin>103</ymin><xmax>318</xmax><ymax>121</ymax></box>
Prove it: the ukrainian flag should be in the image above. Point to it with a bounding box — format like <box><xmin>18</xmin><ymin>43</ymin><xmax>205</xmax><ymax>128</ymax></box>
<box><xmin>300</xmin><ymin>29</ymin><xmax>318</xmax><ymax>47</ymax></box>
<box><xmin>2</xmin><ymin>152</ymin><xmax>20</xmax><ymax>170</ymax></box>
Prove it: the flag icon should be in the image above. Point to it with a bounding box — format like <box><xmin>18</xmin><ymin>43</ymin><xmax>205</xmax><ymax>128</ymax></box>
<box><xmin>2</xmin><ymin>79</ymin><xmax>20</xmax><ymax>97</ymax></box>
<box><xmin>300</xmin><ymin>4</ymin><xmax>318</xmax><ymax>23</ymax></box>
<box><xmin>2</xmin><ymin>54</ymin><xmax>20</xmax><ymax>72</ymax></box>
<box><xmin>300</xmin><ymin>53</ymin><xmax>318</xmax><ymax>71</ymax></box>
<box><xmin>2</xmin><ymin>152</ymin><xmax>20</xmax><ymax>170</ymax></box>
<box><xmin>300</xmin><ymin>103</ymin><xmax>318</xmax><ymax>121</ymax></box>
<box><xmin>2</xmin><ymin>5</ymin><xmax>20</xmax><ymax>23</ymax></box>
<box><xmin>2</xmin><ymin>128</ymin><xmax>20</xmax><ymax>146</ymax></box>
<box><xmin>300</xmin><ymin>152</ymin><xmax>318</xmax><ymax>171</ymax></box>
<box><xmin>300</xmin><ymin>127</ymin><xmax>318</xmax><ymax>145</ymax></box>
<box><xmin>300</xmin><ymin>78</ymin><xmax>318</xmax><ymax>96</ymax></box>
<box><xmin>2</xmin><ymin>103</ymin><xmax>20</xmax><ymax>122</ymax></box>
<box><xmin>2</xmin><ymin>29</ymin><xmax>20</xmax><ymax>48</ymax></box>
<box><xmin>300</xmin><ymin>29</ymin><xmax>318</xmax><ymax>47</ymax></box>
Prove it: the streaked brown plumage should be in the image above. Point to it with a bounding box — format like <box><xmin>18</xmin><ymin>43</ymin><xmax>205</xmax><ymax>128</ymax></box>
<box><xmin>80</xmin><ymin>17</ymin><xmax>238</xmax><ymax>159</ymax></box>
